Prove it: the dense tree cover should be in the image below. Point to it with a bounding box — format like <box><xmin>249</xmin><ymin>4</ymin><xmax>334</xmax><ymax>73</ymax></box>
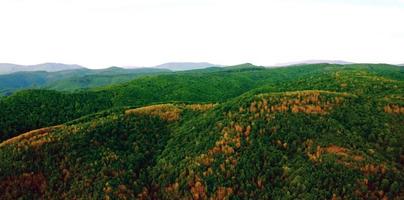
<box><xmin>0</xmin><ymin>63</ymin><xmax>314</xmax><ymax>141</ymax></box>
<box><xmin>0</xmin><ymin>104</ymin><xmax>210</xmax><ymax>199</ymax></box>
<box><xmin>0</xmin><ymin>90</ymin><xmax>113</xmax><ymax>141</ymax></box>
<box><xmin>0</xmin><ymin>93</ymin><xmax>403</xmax><ymax>199</ymax></box>
<box><xmin>44</xmin><ymin>67</ymin><xmax>171</xmax><ymax>91</ymax></box>
<box><xmin>2</xmin><ymin>63</ymin><xmax>403</xmax><ymax>142</ymax></box>
<box><xmin>151</xmin><ymin>91</ymin><xmax>403</xmax><ymax>199</ymax></box>
<box><xmin>0</xmin><ymin>63</ymin><xmax>404</xmax><ymax>199</ymax></box>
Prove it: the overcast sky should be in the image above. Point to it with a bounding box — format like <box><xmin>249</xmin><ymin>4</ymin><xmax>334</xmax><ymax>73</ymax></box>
<box><xmin>0</xmin><ymin>0</ymin><xmax>403</xmax><ymax>68</ymax></box>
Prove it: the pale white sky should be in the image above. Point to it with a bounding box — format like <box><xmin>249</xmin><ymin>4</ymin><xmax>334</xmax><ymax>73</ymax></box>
<box><xmin>0</xmin><ymin>0</ymin><xmax>403</xmax><ymax>68</ymax></box>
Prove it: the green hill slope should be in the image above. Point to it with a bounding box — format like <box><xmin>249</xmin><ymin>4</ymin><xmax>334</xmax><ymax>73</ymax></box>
<box><xmin>0</xmin><ymin>63</ymin><xmax>404</xmax><ymax>199</ymax></box>
<box><xmin>151</xmin><ymin>91</ymin><xmax>403</xmax><ymax>199</ymax></box>
<box><xmin>0</xmin><ymin>63</ymin><xmax>305</xmax><ymax>141</ymax></box>
<box><xmin>0</xmin><ymin>103</ymin><xmax>213</xmax><ymax>199</ymax></box>
<box><xmin>0</xmin><ymin>67</ymin><xmax>170</xmax><ymax>95</ymax></box>
<box><xmin>0</xmin><ymin>71</ymin><xmax>49</xmax><ymax>95</ymax></box>
<box><xmin>1</xmin><ymin>63</ymin><xmax>403</xmax><ymax>142</ymax></box>
<box><xmin>0</xmin><ymin>90</ymin><xmax>113</xmax><ymax>141</ymax></box>
<box><xmin>0</xmin><ymin>90</ymin><xmax>403</xmax><ymax>199</ymax></box>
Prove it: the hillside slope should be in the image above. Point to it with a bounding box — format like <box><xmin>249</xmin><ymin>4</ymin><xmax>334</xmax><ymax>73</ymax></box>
<box><xmin>1</xmin><ymin>63</ymin><xmax>403</xmax><ymax>142</ymax></box>
<box><xmin>0</xmin><ymin>90</ymin><xmax>403</xmax><ymax>199</ymax></box>
<box><xmin>0</xmin><ymin>67</ymin><xmax>170</xmax><ymax>95</ymax></box>
<box><xmin>0</xmin><ymin>103</ymin><xmax>213</xmax><ymax>199</ymax></box>
<box><xmin>151</xmin><ymin>91</ymin><xmax>403</xmax><ymax>199</ymax></box>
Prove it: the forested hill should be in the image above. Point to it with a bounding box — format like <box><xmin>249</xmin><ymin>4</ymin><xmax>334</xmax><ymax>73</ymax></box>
<box><xmin>1</xmin><ymin>63</ymin><xmax>404</xmax><ymax>142</ymax></box>
<box><xmin>0</xmin><ymin>67</ymin><xmax>170</xmax><ymax>96</ymax></box>
<box><xmin>0</xmin><ymin>63</ymin><xmax>403</xmax><ymax>199</ymax></box>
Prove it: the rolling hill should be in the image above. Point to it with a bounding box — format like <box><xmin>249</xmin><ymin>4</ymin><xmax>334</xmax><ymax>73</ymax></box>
<box><xmin>1</xmin><ymin>63</ymin><xmax>404</xmax><ymax>141</ymax></box>
<box><xmin>0</xmin><ymin>63</ymin><xmax>403</xmax><ymax>199</ymax></box>
<box><xmin>0</xmin><ymin>62</ymin><xmax>222</xmax><ymax>95</ymax></box>
<box><xmin>0</xmin><ymin>67</ymin><xmax>170</xmax><ymax>95</ymax></box>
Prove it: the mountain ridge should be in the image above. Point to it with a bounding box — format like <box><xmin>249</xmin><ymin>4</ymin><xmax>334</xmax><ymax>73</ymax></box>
<box><xmin>0</xmin><ymin>67</ymin><xmax>171</xmax><ymax>95</ymax></box>
<box><xmin>0</xmin><ymin>62</ymin><xmax>85</xmax><ymax>74</ymax></box>
<box><xmin>153</xmin><ymin>62</ymin><xmax>219</xmax><ymax>71</ymax></box>
<box><xmin>274</xmin><ymin>60</ymin><xmax>354</xmax><ymax>66</ymax></box>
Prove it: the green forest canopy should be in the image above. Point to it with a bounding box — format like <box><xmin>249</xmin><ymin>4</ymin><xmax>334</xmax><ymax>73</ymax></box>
<box><xmin>0</xmin><ymin>63</ymin><xmax>403</xmax><ymax>199</ymax></box>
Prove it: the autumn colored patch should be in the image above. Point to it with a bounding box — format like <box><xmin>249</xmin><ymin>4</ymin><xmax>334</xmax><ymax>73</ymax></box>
<box><xmin>0</xmin><ymin>125</ymin><xmax>62</xmax><ymax>149</ymax></box>
<box><xmin>251</xmin><ymin>91</ymin><xmax>349</xmax><ymax>115</ymax></box>
<box><xmin>125</xmin><ymin>104</ymin><xmax>182</xmax><ymax>122</ymax></box>
<box><xmin>384</xmin><ymin>104</ymin><xmax>404</xmax><ymax>114</ymax></box>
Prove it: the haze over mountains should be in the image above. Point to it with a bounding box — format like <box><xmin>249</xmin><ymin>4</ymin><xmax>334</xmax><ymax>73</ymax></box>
<box><xmin>0</xmin><ymin>63</ymin><xmax>85</xmax><ymax>74</ymax></box>
<box><xmin>0</xmin><ymin>62</ymin><xmax>219</xmax><ymax>75</ymax></box>
<box><xmin>0</xmin><ymin>62</ymin><xmax>220</xmax><ymax>95</ymax></box>
<box><xmin>274</xmin><ymin>60</ymin><xmax>354</xmax><ymax>67</ymax></box>
<box><xmin>0</xmin><ymin>67</ymin><xmax>170</xmax><ymax>96</ymax></box>
<box><xmin>152</xmin><ymin>62</ymin><xmax>219</xmax><ymax>71</ymax></box>
<box><xmin>4</xmin><ymin>60</ymin><xmax>404</xmax><ymax>75</ymax></box>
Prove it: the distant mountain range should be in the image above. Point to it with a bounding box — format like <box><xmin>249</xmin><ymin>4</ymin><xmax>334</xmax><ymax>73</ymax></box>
<box><xmin>274</xmin><ymin>60</ymin><xmax>354</xmax><ymax>67</ymax></box>
<box><xmin>0</xmin><ymin>62</ymin><xmax>219</xmax><ymax>75</ymax></box>
<box><xmin>1</xmin><ymin>61</ymin><xmax>402</xmax><ymax>96</ymax></box>
<box><xmin>153</xmin><ymin>62</ymin><xmax>219</xmax><ymax>71</ymax></box>
<box><xmin>0</xmin><ymin>62</ymin><xmax>222</xmax><ymax>95</ymax></box>
<box><xmin>0</xmin><ymin>63</ymin><xmax>84</xmax><ymax>74</ymax></box>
